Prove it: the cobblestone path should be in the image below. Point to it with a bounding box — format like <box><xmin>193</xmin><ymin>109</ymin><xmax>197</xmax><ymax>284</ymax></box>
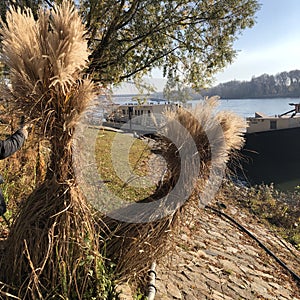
<box><xmin>155</xmin><ymin>200</ymin><xmax>300</xmax><ymax>300</ymax></box>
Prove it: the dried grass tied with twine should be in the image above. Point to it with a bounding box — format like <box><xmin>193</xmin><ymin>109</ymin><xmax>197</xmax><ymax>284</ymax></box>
<box><xmin>103</xmin><ymin>97</ymin><xmax>246</xmax><ymax>283</ymax></box>
<box><xmin>0</xmin><ymin>2</ymin><xmax>110</xmax><ymax>299</ymax></box>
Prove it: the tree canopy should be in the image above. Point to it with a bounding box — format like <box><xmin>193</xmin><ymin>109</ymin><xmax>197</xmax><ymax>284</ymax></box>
<box><xmin>1</xmin><ymin>0</ymin><xmax>260</xmax><ymax>89</ymax></box>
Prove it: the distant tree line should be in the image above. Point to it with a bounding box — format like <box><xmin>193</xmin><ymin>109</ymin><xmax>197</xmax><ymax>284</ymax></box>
<box><xmin>203</xmin><ymin>70</ymin><xmax>300</xmax><ymax>99</ymax></box>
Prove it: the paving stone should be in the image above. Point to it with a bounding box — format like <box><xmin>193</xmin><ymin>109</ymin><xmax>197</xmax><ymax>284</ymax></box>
<box><xmin>254</xmin><ymin>269</ymin><xmax>275</xmax><ymax>279</ymax></box>
<box><xmin>206</xmin><ymin>230</ymin><xmax>224</xmax><ymax>239</ymax></box>
<box><xmin>278</xmin><ymin>287</ymin><xmax>293</xmax><ymax>299</ymax></box>
<box><xmin>166</xmin><ymin>281</ymin><xmax>182</xmax><ymax>299</ymax></box>
<box><xmin>204</xmin><ymin>249</ymin><xmax>219</xmax><ymax>257</ymax></box>
<box><xmin>244</xmin><ymin>248</ymin><xmax>260</xmax><ymax>257</ymax></box>
<box><xmin>225</xmin><ymin>246</ymin><xmax>239</xmax><ymax>254</ymax></box>
<box><xmin>203</xmin><ymin>272</ymin><xmax>221</xmax><ymax>283</ymax></box>
<box><xmin>211</xmin><ymin>290</ymin><xmax>231</xmax><ymax>300</ymax></box>
<box><xmin>228</xmin><ymin>275</ymin><xmax>248</xmax><ymax>288</ymax></box>
<box><xmin>195</xmin><ymin>255</ymin><xmax>220</xmax><ymax>266</ymax></box>
<box><xmin>250</xmin><ymin>279</ymin><xmax>275</xmax><ymax>299</ymax></box>
<box><xmin>192</xmin><ymin>289</ymin><xmax>214</xmax><ymax>299</ymax></box>
<box><xmin>226</xmin><ymin>284</ymin><xmax>253</xmax><ymax>299</ymax></box>
<box><xmin>194</xmin><ymin>249</ymin><xmax>209</xmax><ymax>259</ymax></box>
<box><xmin>208</xmin><ymin>265</ymin><xmax>223</xmax><ymax>274</ymax></box>
<box><xmin>268</xmin><ymin>281</ymin><xmax>283</xmax><ymax>290</ymax></box>
<box><xmin>219</xmin><ymin>259</ymin><xmax>241</xmax><ymax>274</ymax></box>
<box><xmin>173</xmin><ymin>272</ymin><xmax>192</xmax><ymax>285</ymax></box>
<box><xmin>192</xmin><ymin>240</ymin><xmax>207</xmax><ymax>249</ymax></box>
<box><xmin>180</xmin><ymin>270</ymin><xmax>194</xmax><ymax>282</ymax></box>
<box><xmin>156</xmin><ymin>280</ymin><xmax>168</xmax><ymax>296</ymax></box>
<box><xmin>182</xmin><ymin>293</ymin><xmax>198</xmax><ymax>300</ymax></box>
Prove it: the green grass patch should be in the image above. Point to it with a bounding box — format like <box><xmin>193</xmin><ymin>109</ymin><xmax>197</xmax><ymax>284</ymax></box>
<box><xmin>95</xmin><ymin>130</ymin><xmax>157</xmax><ymax>202</ymax></box>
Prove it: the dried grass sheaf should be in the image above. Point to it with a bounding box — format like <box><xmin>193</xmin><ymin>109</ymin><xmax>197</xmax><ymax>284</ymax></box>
<box><xmin>104</xmin><ymin>98</ymin><xmax>246</xmax><ymax>281</ymax></box>
<box><xmin>0</xmin><ymin>2</ymin><xmax>103</xmax><ymax>299</ymax></box>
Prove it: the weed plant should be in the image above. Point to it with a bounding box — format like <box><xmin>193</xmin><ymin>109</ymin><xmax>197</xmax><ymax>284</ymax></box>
<box><xmin>224</xmin><ymin>181</ymin><xmax>300</xmax><ymax>249</ymax></box>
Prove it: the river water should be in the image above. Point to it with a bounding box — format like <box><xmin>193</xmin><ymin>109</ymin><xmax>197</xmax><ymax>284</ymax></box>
<box><xmin>192</xmin><ymin>97</ymin><xmax>299</xmax><ymax>118</ymax></box>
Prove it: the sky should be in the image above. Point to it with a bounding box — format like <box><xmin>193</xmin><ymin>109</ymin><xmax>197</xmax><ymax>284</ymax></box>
<box><xmin>115</xmin><ymin>0</ymin><xmax>300</xmax><ymax>94</ymax></box>
<box><xmin>215</xmin><ymin>0</ymin><xmax>300</xmax><ymax>84</ymax></box>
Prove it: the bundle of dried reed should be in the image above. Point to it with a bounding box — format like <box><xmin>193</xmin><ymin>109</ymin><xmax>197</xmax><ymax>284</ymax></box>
<box><xmin>0</xmin><ymin>2</ymin><xmax>107</xmax><ymax>299</ymax></box>
<box><xmin>103</xmin><ymin>97</ymin><xmax>246</xmax><ymax>283</ymax></box>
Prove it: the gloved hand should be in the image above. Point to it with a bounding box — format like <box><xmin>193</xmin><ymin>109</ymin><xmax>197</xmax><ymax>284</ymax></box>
<box><xmin>19</xmin><ymin>116</ymin><xmax>31</xmax><ymax>139</ymax></box>
<box><xmin>20</xmin><ymin>124</ymin><xmax>30</xmax><ymax>139</ymax></box>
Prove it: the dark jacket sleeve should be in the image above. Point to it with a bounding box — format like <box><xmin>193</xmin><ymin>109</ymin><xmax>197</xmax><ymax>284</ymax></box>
<box><xmin>0</xmin><ymin>129</ymin><xmax>26</xmax><ymax>159</ymax></box>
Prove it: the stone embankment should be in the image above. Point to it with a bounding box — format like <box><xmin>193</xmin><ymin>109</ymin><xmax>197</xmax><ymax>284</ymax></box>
<box><xmin>155</xmin><ymin>199</ymin><xmax>300</xmax><ymax>300</ymax></box>
<box><xmin>118</xmin><ymin>193</ymin><xmax>300</xmax><ymax>299</ymax></box>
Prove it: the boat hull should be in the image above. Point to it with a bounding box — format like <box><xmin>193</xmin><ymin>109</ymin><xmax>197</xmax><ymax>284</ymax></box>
<box><xmin>238</xmin><ymin>126</ymin><xmax>300</xmax><ymax>188</ymax></box>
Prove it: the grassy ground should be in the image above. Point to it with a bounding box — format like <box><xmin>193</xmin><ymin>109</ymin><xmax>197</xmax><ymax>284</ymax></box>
<box><xmin>95</xmin><ymin>130</ymin><xmax>159</xmax><ymax>201</ymax></box>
